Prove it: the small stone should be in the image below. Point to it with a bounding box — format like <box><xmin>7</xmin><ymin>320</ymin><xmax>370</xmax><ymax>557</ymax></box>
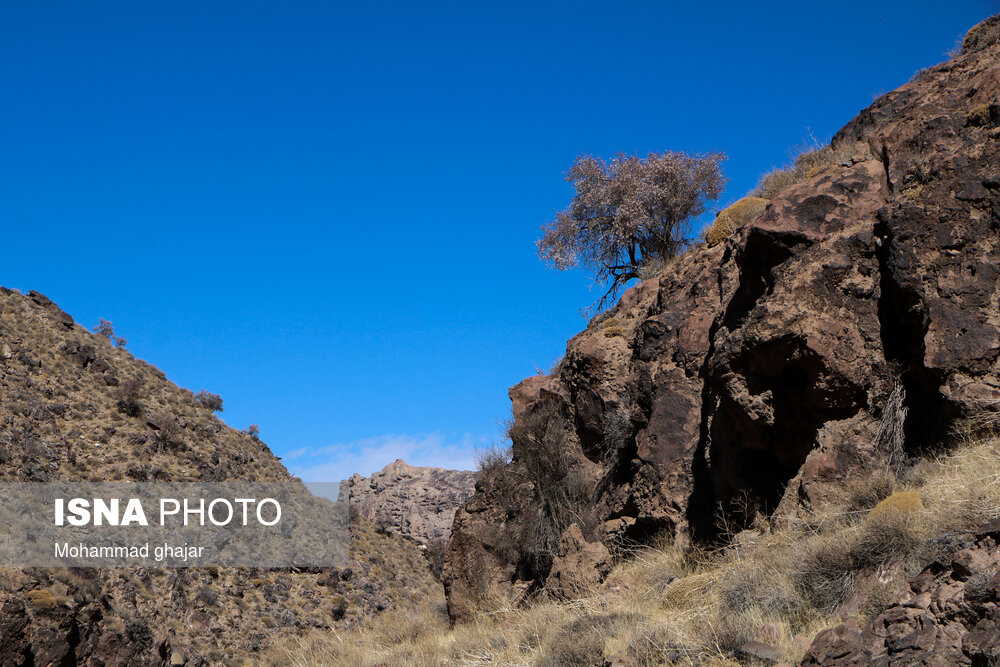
<box><xmin>740</xmin><ymin>640</ymin><xmax>783</xmax><ymax>663</ymax></box>
<box><xmin>170</xmin><ymin>652</ymin><xmax>185</xmax><ymax>666</ymax></box>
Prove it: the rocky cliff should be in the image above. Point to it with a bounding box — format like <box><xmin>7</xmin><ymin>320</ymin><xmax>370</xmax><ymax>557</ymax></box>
<box><xmin>444</xmin><ymin>23</ymin><xmax>1000</xmax><ymax>622</ymax></box>
<box><xmin>0</xmin><ymin>289</ymin><xmax>440</xmax><ymax>665</ymax></box>
<box><xmin>348</xmin><ymin>459</ymin><xmax>476</xmax><ymax>545</ymax></box>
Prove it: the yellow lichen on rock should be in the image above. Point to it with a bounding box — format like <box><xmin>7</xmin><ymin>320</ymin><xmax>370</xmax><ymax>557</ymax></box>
<box><xmin>706</xmin><ymin>197</ymin><xmax>768</xmax><ymax>247</ymax></box>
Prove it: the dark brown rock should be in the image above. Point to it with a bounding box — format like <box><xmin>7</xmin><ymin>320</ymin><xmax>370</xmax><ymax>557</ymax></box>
<box><xmin>444</xmin><ymin>28</ymin><xmax>1000</xmax><ymax>623</ymax></box>
<box><xmin>27</xmin><ymin>290</ymin><xmax>74</xmax><ymax>328</ymax></box>
<box><xmin>801</xmin><ymin>527</ymin><xmax>1000</xmax><ymax>665</ymax></box>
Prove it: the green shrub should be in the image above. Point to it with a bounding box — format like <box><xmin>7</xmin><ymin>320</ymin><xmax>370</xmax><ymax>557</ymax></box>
<box><xmin>706</xmin><ymin>197</ymin><xmax>768</xmax><ymax>246</ymax></box>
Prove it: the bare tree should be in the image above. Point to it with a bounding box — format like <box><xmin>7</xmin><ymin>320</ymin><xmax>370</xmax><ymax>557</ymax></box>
<box><xmin>538</xmin><ymin>150</ymin><xmax>725</xmax><ymax>311</ymax></box>
<box><xmin>93</xmin><ymin>318</ymin><xmax>128</xmax><ymax>348</ymax></box>
<box><xmin>195</xmin><ymin>390</ymin><xmax>224</xmax><ymax>412</ymax></box>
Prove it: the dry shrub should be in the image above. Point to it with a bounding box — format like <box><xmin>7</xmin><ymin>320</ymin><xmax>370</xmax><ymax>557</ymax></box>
<box><xmin>626</xmin><ymin>624</ymin><xmax>698</xmax><ymax>666</ymax></box>
<box><xmin>791</xmin><ymin>533</ymin><xmax>858</xmax><ymax>614</ymax></box>
<box><xmin>424</xmin><ymin>538</ymin><xmax>447</xmax><ymax>581</ymax></box>
<box><xmin>506</xmin><ymin>409</ymin><xmax>596</xmax><ymax>578</ymax></box>
<box><xmin>966</xmin><ymin>103</ymin><xmax>1000</xmax><ymax>127</ymax></box>
<box><xmin>865</xmin><ymin>490</ymin><xmax>922</xmax><ymax>524</ymax></box>
<box><xmin>708</xmin><ymin>610</ymin><xmax>764</xmax><ymax>657</ymax></box>
<box><xmin>603</xmin><ymin>325</ymin><xmax>624</xmax><ymax>338</ymax></box>
<box><xmin>269</xmin><ymin>426</ymin><xmax>1000</xmax><ymax>667</ymax></box>
<box><xmin>114</xmin><ymin>376</ymin><xmax>144</xmax><ymax>416</ymax></box>
<box><xmin>195</xmin><ymin>390</ymin><xmax>224</xmax><ymax>412</ymax></box>
<box><xmin>793</xmin><ymin>491</ymin><xmax>925</xmax><ymax>614</ymax></box>
<box><xmin>475</xmin><ymin>442</ymin><xmax>511</xmax><ymax>485</ymax></box>
<box><xmin>963</xmin><ymin>14</ymin><xmax>1000</xmax><ymax>54</ymax></box>
<box><xmin>855</xmin><ymin>503</ymin><xmax>924</xmax><ymax>567</ymax></box>
<box><xmin>706</xmin><ymin>196</ymin><xmax>768</xmax><ymax>246</ymax></box>
<box><xmin>845</xmin><ymin>468</ymin><xmax>897</xmax><ymax>515</ymax></box>
<box><xmin>149</xmin><ymin>414</ymin><xmax>183</xmax><ymax>453</ymax></box>
<box><xmin>539</xmin><ymin>613</ymin><xmax>638</xmax><ymax>667</ymax></box>
<box><xmin>636</xmin><ymin>257</ymin><xmax>673</xmax><ymax>281</ymax></box>
<box><xmin>718</xmin><ymin>562</ymin><xmax>803</xmax><ymax>622</ymax></box>
<box><xmin>26</xmin><ymin>589</ymin><xmax>57</xmax><ymax>609</ymax></box>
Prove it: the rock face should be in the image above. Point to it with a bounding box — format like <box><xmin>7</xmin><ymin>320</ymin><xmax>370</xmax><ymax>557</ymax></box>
<box><xmin>444</xmin><ymin>32</ymin><xmax>1000</xmax><ymax>621</ymax></box>
<box><xmin>802</xmin><ymin>521</ymin><xmax>1000</xmax><ymax>666</ymax></box>
<box><xmin>0</xmin><ymin>289</ymin><xmax>439</xmax><ymax>665</ymax></box>
<box><xmin>348</xmin><ymin>459</ymin><xmax>476</xmax><ymax>545</ymax></box>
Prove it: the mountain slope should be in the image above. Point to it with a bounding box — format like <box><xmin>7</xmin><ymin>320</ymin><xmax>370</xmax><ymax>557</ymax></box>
<box><xmin>0</xmin><ymin>288</ymin><xmax>439</xmax><ymax>665</ymax></box>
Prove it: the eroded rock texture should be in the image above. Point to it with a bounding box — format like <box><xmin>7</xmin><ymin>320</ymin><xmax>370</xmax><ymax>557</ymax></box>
<box><xmin>444</xmin><ymin>35</ymin><xmax>1000</xmax><ymax>622</ymax></box>
<box><xmin>802</xmin><ymin>521</ymin><xmax>1000</xmax><ymax>666</ymax></box>
<box><xmin>348</xmin><ymin>459</ymin><xmax>476</xmax><ymax>545</ymax></box>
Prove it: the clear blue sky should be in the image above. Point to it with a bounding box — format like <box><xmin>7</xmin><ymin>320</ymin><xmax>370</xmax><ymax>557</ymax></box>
<box><xmin>2</xmin><ymin>2</ymin><xmax>994</xmax><ymax>481</ymax></box>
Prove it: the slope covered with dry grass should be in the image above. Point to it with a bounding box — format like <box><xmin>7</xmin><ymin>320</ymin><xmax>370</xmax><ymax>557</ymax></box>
<box><xmin>268</xmin><ymin>428</ymin><xmax>1000</xmax><ymax>666</ymax></box>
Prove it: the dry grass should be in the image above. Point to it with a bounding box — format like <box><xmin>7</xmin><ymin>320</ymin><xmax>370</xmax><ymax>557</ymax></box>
<box><xmin>705</xmin><ymin>197</ymin><xmax>768</xmax><ymax>247</ymax></box>
<box><xmin>962</xmin><ymin>14</ymin><xmax>1000</xmax><ymax>54</ymax></box>
<box><xmin>750</xmin><ymin>140</ymin><xmax>872</xmax><ymax>200</ymax></box>
<box><xmin>267</xmin><ymin>433</ymin><xmax>1000</xmax><ymax>665</ymax></box>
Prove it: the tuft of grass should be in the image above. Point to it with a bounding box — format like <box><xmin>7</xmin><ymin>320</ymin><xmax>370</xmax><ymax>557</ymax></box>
<box><xmin>750</xmin><ymin>140</ymin><xmax>872</xmax><ymax>200</ymax></box>
<box><xmin>706</xmin><ymin>197</ymin><xmax>768</xmax><ymax>246</ymax></box>
<box><xmin>26</xmin><ymin>589</ymin><xmax>57</xmax><ymax>609</ymax></box>
<box><xmin>601</xmin><ymin>316</ymin><xmax>625</xmax><ymax>338</ymax></box>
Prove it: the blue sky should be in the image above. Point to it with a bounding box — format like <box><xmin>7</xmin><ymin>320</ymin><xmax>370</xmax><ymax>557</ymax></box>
<box><xmin>1</xmin><ymin>2</ymin><xmax>994</xmax><ymax>482</ymax></box>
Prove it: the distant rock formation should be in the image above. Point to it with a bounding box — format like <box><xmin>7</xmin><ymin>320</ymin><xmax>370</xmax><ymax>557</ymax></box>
<box><xmin>349</xmin><ymin>459</ymin><xmax>476</xmax><ymax>545</ymax></box>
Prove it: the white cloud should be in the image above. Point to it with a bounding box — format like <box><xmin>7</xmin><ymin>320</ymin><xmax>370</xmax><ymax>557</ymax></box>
<box><xmin>284</xmin><ymin>432</ymin><xmax>483</xmax><ymax>483</ymax></box>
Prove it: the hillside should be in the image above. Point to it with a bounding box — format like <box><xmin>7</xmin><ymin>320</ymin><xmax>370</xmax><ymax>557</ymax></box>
<box><xmin>0</xmin><ymin>288</ymin><xmax>440</xmax><ymax>665</ymax></box>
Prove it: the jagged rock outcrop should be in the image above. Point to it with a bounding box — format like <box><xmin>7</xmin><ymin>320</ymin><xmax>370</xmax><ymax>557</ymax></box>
<box><xmin>802</xmin><ymin>520</ymin><xmax>1000</xmax><ymax>665</ymax></box>
<box><xmin>348</xmin><ymin>459</ymin><xmax>476</xmax><ymax>545</ymax></box>
<box><xmin>444</xmin><ymin>26</ymin><xmax>1000</xmax><ymax>622</ymax></box>
<box><xmin>0</xmin><ymin>289</ymin><xmax>440</xmax><ymax>665</ymax></box>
